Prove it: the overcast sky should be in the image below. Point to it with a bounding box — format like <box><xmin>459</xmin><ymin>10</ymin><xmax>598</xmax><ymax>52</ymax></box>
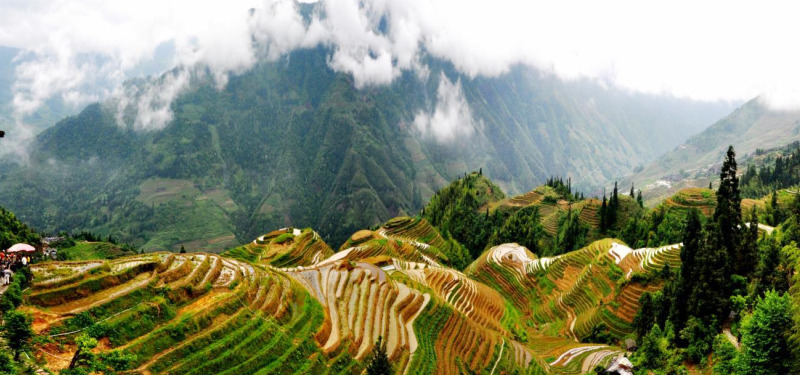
<box><xmin>2</xmin><ymin>0</ymin><xmax>800</xmax><ymax>124</ymax></box>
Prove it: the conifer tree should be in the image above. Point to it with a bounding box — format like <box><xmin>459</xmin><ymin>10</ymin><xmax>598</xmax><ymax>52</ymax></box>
<box><xmin>670</xmin><ymin>209</ymin><xmax>703</xmax><ymax>335</ymax></box>
<box><xmin>366</xmin><ymin>336</ymin><xmax>392</xmax><ymax>375</ymax></box>
<box><xmin>609</xmin><ymin>182</ymin><xmax>619</xmax><ymax>227</ymax></box>
<box><xmin>714</xmin><ymin>146</ymin><xmax>743</xmax><ymax>275</ymax></box>
<box><xmin>630</xmin><ymin>183</ymin><xmax>635</xmax><ymax>198</ymax></box>
<box><xmin>634</xmin><ymin>292</ymin><xmax>655</xmax><ymax>338</ymax></box>
<box><xmin>637</xmin><ymin>190</ymin><xmax>644</xmax><ymax>208</ymax></box>
<box><xmin>567</xmin><ymin>177</ymin><xmax>571</xmax><ymax>196</ymax></box>
<box><xmin>740</xmin><ymin>206</ymin><xmax>759</xmax><ymax>277</ymax></box>
<box><xmin>687</xmin><ymin>221</ymin><xmax>730</xmax><ymax>325</ymax></box>
<box><xmin>599</xmin><ymin>195</ymin><xmax>608</xmax><ymax>232</ymax></box>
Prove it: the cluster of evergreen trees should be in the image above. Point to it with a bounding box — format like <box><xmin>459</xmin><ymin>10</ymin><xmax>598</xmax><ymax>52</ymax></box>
<box><xmin>598</xmin><ymin>181</ymin><xmax>643</xmax><ymax>234</ymax></box>
<box><xmin>422</xmin><ymin>172</ymin><xmax>508</xmax><ymax>262</ymax></box>
<box><xmin>423</xmin><ymin>172</ymin><xmax>604</xmax><ymax>265</ymax></box>
<box><xmin>741</xmin><ymin>141</ymin><xmax>800</xmax><ymax>198</ymax></box>
<box><xmin>544</xmin><ymin>176</ymin><xmax>583</xmax><ymax>201</ymax></box>
<box><xmin>630</xmin><ymin>146</ymin><xmax>795</xmax><ymax>374</ymax></box>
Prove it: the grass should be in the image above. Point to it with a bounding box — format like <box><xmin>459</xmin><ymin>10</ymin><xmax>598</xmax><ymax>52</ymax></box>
<box><xmin>60</xmin><ymin>241</ymin><xmax>136</xmax><ymax>260</ymax></box>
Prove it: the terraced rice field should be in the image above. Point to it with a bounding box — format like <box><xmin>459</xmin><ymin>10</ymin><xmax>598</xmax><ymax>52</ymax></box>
<box><xmin>492</xmin><ymin>187</ymin><xmax>601</xmax><ymax>235</ymax></box>
<box><xmin>20</xmin><ymin>218</ymin><xmax>679</xmax><ymax>374</ymax></box>
<box><xmin>662</xmin><ymin>187</ymin><xmax>716</xmax><ymax>216</ymax></box>
<box><xmin>25</xmin><ymin>253</ymin><xmax>342</xmax><ymax>374</ymax></box>
<box><xmin>224</xmin><ymin>227</ymin><xmax>333</xmax><ymax>268</ymax></box>
<box><xmin>578</xmin><ymin>199</ymin><xmax>601</xmax><ymax>229</ymax></box>
<box><xmin>465</xmin><ymin>238</ymin><xmax>681</xmax><ymax>345</ymax></box>
<box><xmin>506</xmin><ymin>190</ymin><xmax>544</xmax><ymax>207</ymax></box>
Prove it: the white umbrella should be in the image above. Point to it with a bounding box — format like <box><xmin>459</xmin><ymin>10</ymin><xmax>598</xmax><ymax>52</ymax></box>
<box><xmin>7</xmin><ymin>243</ymin><xmax>36</xmax><ymax>253</ymax></box>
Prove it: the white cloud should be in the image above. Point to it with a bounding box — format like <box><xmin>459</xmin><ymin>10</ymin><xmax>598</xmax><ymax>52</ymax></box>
<box><xmin>119</xmin><ymin>69</ymin><xmax>192</xmax><ymax>131</ymax></box>
<box><xmin>2</xmin><ymin>0</ymin><xmax>800</xmax><ymax>139</ymax></box>
<box><xmin>414</xmin><ymin>73</ymin><xmax>477</xmax><ymax>143</ymax></box>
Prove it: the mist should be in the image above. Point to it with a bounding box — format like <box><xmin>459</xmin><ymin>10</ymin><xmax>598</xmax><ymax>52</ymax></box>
<box><xmin>0</xmin><ymin>0</ymin><xmax>798</xmax><ymax>149</ymax></box>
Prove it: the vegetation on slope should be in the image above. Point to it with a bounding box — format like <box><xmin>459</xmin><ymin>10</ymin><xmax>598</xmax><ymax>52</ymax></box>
<box><xmin>424</xmin><ymin>172</ymin><xmax>645</xmax><ymax>261</ymax></box>
<box><xmin>0</xmin><ymin>206</ymin><xmax>40</xmax><ymax>250</ymax></box>
<box><xmin>629</xmin><ymin>99</ymin><xmax>800</xmax><ymax>206</ymax></box>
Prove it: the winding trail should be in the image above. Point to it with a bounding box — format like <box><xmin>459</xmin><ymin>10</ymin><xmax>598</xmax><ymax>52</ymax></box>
<box><xmin>723</xmin><ymin>328</ymin><xmax>740</xmax><ymax>349</ymax></box>
<box><xmin>489</xmin><ymin>339</ymin><xmax>505</xmax><ymax>375</ymax></box>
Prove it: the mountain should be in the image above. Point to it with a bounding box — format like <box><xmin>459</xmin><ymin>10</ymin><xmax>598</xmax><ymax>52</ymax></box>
<box><xmin>626</xmin><ymin>98</ymin><xmax>800</xmax><ymax>204</ymax></box>
<box><xmin>0</xmin><ymin>47</ymin><xmax>733</xmax><ymax>251</ymax></box>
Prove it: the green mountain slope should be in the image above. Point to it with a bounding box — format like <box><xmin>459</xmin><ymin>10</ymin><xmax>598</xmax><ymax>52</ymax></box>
<box><xmin>0</xmin><ymin>48</ymin><xmax>732</xmax><ymax>251</ymax></box>
<box><xmin>628</xmin><ymin>98</ymin><xmax>800</xmax><ymax>204</ymax></box>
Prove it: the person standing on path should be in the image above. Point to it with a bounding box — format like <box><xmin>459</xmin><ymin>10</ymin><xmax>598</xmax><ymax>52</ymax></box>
<box><xmin>1</xmin><ymin>267</ymin><xmax>10</xmax><ymax>285</ymax></box>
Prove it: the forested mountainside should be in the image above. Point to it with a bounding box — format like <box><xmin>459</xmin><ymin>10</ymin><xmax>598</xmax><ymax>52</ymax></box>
<box><xmin>627</xmin><ymin>97</ymin><xmax>800</xmax><ymax>204</ymax></box>
<box><xmin>0</xmin><ymin>47</ymin><xmax>732</xmax><ymax>251</ymax></box>
<box><xmin>3</xmin><ymin>146</ymin><xmax>798</xmax><ymax>375</ymax></box>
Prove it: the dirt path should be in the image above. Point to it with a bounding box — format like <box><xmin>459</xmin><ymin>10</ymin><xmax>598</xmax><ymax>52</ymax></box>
<box><xmin>489</xmin><ymin>339</ymin><xmax>505</xmax><ymax>375</ymax></box>
<box><xmin>723</xmin><ymin>328</ymin><xmax>740</xmax><ymax>349</ymax></box>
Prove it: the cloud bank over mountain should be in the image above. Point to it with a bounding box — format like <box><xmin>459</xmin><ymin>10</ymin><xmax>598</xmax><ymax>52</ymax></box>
<box><xmin>1</xmin><ymin>0</ymin><xmax>799</xmax><ymax>136</ymax></box>
<box><xmin>414</xmin><ymin>73</ymin><xmax>478</xmax><ymax>143</ymax></box>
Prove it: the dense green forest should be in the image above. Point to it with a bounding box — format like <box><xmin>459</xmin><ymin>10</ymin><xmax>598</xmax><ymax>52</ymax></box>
<box><xmin>740</xmin><ymin>141</ymin><xmax>800</xmax><ymax>198</ymax></box>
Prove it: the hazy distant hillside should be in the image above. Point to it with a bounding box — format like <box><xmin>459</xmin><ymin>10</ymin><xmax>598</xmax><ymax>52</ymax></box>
<box><xmin>0</xmin><ymin>47</ymin><xmax>733</xmax><ymax>250</ymax></box>
<box><xmin>626</xmin><ymin>98</ymin><xmax>800</xmax><ymax>204</ymax></box>
<box><xmin>0</xmin><ymin>46</ymin><xmax>74</xmax><ymax>137</ymax></box>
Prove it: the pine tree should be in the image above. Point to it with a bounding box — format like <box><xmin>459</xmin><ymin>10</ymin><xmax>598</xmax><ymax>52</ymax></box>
<box><xmin>637</xmin><ymin>190</ymin><xmax>644</xmax><ymax>208</ymax></box>
<box><xmin>567</xmin><ymin>177</ymin><xmax>571</xmax><ymax>196</ymax></box>
<box><xmin>599</xmin><ymin>195</ymin><xmax>608</xmax><ymax>232</ymax></box>
<box><xmin>670</xmin><ymin>209</ymin><xmax>703</xmax><ymax>336</ymax></box>
<box><xmin>715</xmin><ymin>145</ymin><xmax>743</xmax><ymax>275</ymax></box>
<box><xmin>366</xmin><ymin>336</ymin><xmax>392</xmax><ymax>375</ymax></box>
<box><xmin>687</xmin><ymin>221</ymin><xmax>730</xmax><ymax>325</ymax></box>
<box><xmin>609</xmin><ymin>182</ymin><xmax>619</xmax><ymax>227</ymax></box>
<box><xmin>634</xmin><ymin>292</ymin><xmax>655</xmax><ymax>338</ymax></box>
<box><xmin>740</xmin><ymin>206</ymin><xmax>759</xmax><ymax>277</ymax></box>
<box><xmin>769</xmin><ymin>189</ymin><xmax>783</xmax><ymax>225</ymax></box>
<box><xmin>630</xmin><ymin>183</ymin><xmax>635</xmax><ymax>198</ymax></box>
